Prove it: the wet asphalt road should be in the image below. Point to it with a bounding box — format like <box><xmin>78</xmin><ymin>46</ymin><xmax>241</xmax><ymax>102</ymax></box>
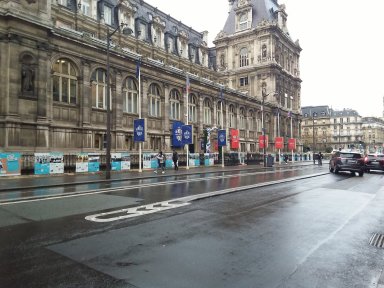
<box><xmin>1</xmin><ymin>166</ymin><xmax>384</xmax><ymax>288</ymax></box>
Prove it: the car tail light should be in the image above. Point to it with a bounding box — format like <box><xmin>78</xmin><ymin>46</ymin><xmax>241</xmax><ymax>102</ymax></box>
<box><xmin>364</xmin><ymin>156</ymin><xmax>368</xmax><ymax>163</ymax></box>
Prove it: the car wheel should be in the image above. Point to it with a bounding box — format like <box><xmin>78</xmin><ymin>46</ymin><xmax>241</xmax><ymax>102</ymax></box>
<box><xmin>334</xmin><ymin>168</ymin><xmax>339</xmax><ymax>174</ymax></box>
<box><xmin>358</xmin><ymin>171</ymin><xmax>364</xmax><ymax>177</ymax></box>
<box><xmin>329</xmin><ymin>164</ymin><xmax>334</xmax><ymax>173</ymax></box>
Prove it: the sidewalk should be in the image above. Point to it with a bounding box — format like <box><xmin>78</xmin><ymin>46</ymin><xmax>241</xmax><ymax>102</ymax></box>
<box><xmin>0</xmin><ymin>161</ymin><xmax>315</xmax><ymax>192</ymax></box>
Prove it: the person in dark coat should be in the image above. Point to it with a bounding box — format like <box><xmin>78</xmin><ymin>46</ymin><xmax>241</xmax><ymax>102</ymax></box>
<box><xmin>172</xmin><ymin>149</ymin><xmax>179</xmax><ymax>170</ymax></box>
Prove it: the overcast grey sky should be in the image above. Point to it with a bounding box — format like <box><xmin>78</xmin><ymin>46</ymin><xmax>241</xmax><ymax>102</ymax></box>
<box><xmin>144</xmin><ymin>0</ymin><xmax>384</xmax><ymax>118</ymax></box>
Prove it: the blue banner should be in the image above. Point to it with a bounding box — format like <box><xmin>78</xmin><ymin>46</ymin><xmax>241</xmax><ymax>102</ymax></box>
<box><xmin>172</xmin><ymin>121</ymin><xmax>184</xmax><ymax>147</ymax></box>
<box><xmin>182</xmin><ymin>125</ymin><xmax>193</xmax><ymax>145</ymax></box>
<box><xmin>218</xmin><ymin>129</ymin><xmax>227</xmax><ymax>146</ymax></box>
<box><xmin>134</xmin><ymin>118</ymin><xmax>146</xmax><ymax>142</ymax></box>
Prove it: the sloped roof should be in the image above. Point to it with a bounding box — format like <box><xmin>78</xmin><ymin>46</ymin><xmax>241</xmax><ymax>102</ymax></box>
<box><xmin>301</xmin><ymin>106</ymin><xmax>331</xmax><ymax>118</ymax></box>
<box><xmin>330</xmin><ymin>108</ymin><xmax>361</xmax><ymax>117</ymax></box>
<box><xmin>222</xmin><ymin>0</ymin><xmax>280</xmax><ymax>35</ymax></box>
<box><xmin>133</xmin><ymin>0</ymin><xmax>204</xmax><ymax>45</ymax></box>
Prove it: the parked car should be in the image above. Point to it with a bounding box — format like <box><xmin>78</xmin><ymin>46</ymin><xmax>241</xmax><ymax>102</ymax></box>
<box><xmin>329</xmin><ymin>151</ymin><xmax>365</xmax><ymax>176</ymax></box>
<box><xmin>364</xmin><ymin>153</ymin><xmax>384</xmax><ymax>173</ymax></box>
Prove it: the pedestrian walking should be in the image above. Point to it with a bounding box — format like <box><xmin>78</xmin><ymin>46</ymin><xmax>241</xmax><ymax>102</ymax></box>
<box><xmin>318</xmin><ymin>152</ymin><xmax>323</xmax><ymax>166</ymax></box>
<box><xmin>172</xmin><ymin>149</ymin><xmax>179</xmax><ymax>170</ymax></box>
<box><xmin>283</xmin><ymin>154</ymin><xmax>288</xmax><ymax>164</ymax></box>
<box><xmin>155</xmin><ymin>151</ymin><xmax>165</xmax><ymax>174</ymax></box>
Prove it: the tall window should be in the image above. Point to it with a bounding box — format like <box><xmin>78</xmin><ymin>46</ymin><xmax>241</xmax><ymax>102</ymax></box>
<box><xmin>148</xmin><ymin>83</ymin><xmax>161</xmax><ymax>117</ymax></box>
<box><xmin>217</xmin><ymin>101</ymin><xmax>223</xmax><ymax>126</ymax></box>
<box><xmin>248</xmin><ymin>111</ymin><xmax>255</xmax><ymax>131</ymax></box>
<box><xmin>262</xmin><ymin>44</ymin><xmax>267</xmax><ymax>58</ymax></box>
<box><xmin>188</xmin><ymin>94</ymin><xmax>197</xmax><ymax>122</ymax></box>
<box><xmin>91</xmin><ymin>68</ymin><xmax>108</xmax><ymax>109</ymax></box>
<box><xmin>170</xmin><ymin>89</ymin><xmax>181</xmax><ymax>120</ymax></box>
<box><xmin>239</xmin><ymin>13</ymin><xmax>248</xmax><ymax>30</ymax></box>
<box><xmin>229</xmin><ymin>105</ymin><xmax>236</xmax><ymax>128</ymax></box>
<box><xmin>240</xmin><ymin>48</ymin><xmax>249</xmax><ymax>67</ymax></box>
<box><xmin>52</xmin><ymin>58</ymin><xmax>77</xmax><ymax>104</ymax></box>
<box><xmin>104</xmin><ymin>5</ymin><xmax>112</xmax><ymax>25</ymax></box>
<box><xmin>239</xmin><ymin>108</ymin><xmax>245</xmax><ymax>129</ymax></box>
<box><xmin>122</xmin><ymin>77</ymin><xmax>138</xmax><ymax>113</ymax></box>
<box><xmin>81</xmin><ymin>0</ymin><xmax>91</xmax><ymax>16</ymax></box>
<box><xmin>203</xmin><ymin>99</ymin><xmax>212</xmax><ymax>125</ymax></box>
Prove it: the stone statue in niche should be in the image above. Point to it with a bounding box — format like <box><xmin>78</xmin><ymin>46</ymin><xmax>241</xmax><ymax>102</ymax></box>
<box><xmin>22</xmin><ymin>66</ymin><xmax>34</xmax><ymax>92</ymax></box>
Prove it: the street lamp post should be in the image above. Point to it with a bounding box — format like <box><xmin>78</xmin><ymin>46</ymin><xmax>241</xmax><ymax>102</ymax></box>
<box><xmin>338</xmin><ymin>123</ymin><xmax>342</xmax><ymax>150</ymax></box>
<box><xmin>261</xmin><ymin>89</ymin><xmax>266</xmax><ymax>167</ymax></box>
<box><xmin>312</xmin><ymin>112</ymin><xmax>317</xmax><ymax>154</ymax></box>
<box><xmin>289</xmin><ymin>95</ymin><xmax>294</xmax><ymax>163</ymax></box>
<box><xmin>105</xmin><ymin>23</ymin><xmax>128</xmax><ymax>180</ymax></box>
<box><xmin>261</xmin><ymin>87</ymin><xmax>274</xmax><ymax>167</ymax></box>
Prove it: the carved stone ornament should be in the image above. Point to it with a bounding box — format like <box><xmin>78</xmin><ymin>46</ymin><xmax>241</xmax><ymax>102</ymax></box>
<box><xmin>179</xmin><ymin>30</ymin><xmax>188</xmax><ymax>39</ymax></box>
<box><xmin>238</xmin><ymin>0</ymin><xmax>249</xmax><ymax>7</ymax></box>
<box><xmin>215</xmin><ymin>30</ymin><xmax>227</xmax><ymax>40</ymax></box>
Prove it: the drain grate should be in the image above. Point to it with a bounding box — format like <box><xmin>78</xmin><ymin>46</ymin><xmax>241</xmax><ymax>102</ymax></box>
<box><xmin>369</xmin><ymin>233</ymin><xmax>384</xmax><ymax>248</ymax></box>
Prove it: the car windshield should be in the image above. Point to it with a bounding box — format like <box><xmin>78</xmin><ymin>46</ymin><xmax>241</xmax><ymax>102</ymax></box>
<box><xmin>340</xmin><ymin>153</ymin><xmax>361</xmax><ymax>159</ymax></box>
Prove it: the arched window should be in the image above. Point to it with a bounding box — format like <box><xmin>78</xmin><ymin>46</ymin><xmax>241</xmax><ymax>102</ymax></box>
<box><xmin>248</xmin><ymin>110</ymin><xmax>255</xmax><ymax>131</ymax></box>
<box><xmin>148</xmin><ymin>83</ymin><xmax>161</xmax><ymax>117</ymax></box>
<box><xmin>229</xmin><ymin>105</ymin><xmax>236</xmax><ymax>128</ymax></box>
<box><xmin>122</xmin><ymin>77</ymin><xmax>138</xmax><ymax>113</ymax></box>
<box><xmin>239</xmin><ymin>108</ymin><xmax>246</xmax><ymax>129</ymax></box>
<box><xmin>91</xmin><ymin>68</ymin><xmax>108</xmax><ymax>109</ymax></box>
<box><xmin>240</xmin><ymin>48</ymin><xmax>249</xmax><ymax>67</ymax></box>
<box><xmin>170</xmin><ymin>89</ymin><xmax>181</xmax><ymax>120</ymax></box>
<box><xmin>188</xmin><ymin>94</ymin><xmax>197</xmax><ymax>123</ymax></box>
<box><xmin>216</xmin><ymin>101</ymin><xmax>224</xmax><ymax>127</ymax></box>
<box><xmin>52</xmin><ymin>58</ymin><xmax>77</xmax><ymax>104</ymax></box>
<box><xmin>203</xmin><ymin>98</ymin><xmax>212</xmax><ymax>125</ymax></box>
<box><xmin>257</xmin><ymin>111</ymin><xmax>262</xmax><ymax>132</ymax></box>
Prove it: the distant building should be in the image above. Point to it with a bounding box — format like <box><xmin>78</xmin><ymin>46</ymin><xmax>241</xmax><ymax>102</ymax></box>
<box><xmin>362</xmin><ymin>117</ymin><xmax>384</xmax><ymax>153</ymax></box>
<box><xmin>301</xmin><ymin>106</ymin><xmax>363</xmax><ymax>151</ymax></box>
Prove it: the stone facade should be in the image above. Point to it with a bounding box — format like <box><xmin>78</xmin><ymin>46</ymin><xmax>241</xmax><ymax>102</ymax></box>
<box><xmin>0</xmin><ymin>0</ymin><xmax>302</xmax><ymax>155</ymax></box>
<box><xmin>362</xmin><ymin>117</ymin><xmax>384</xmax><ymax>153</ymax></box>
<box><xmin>301</xmin><ymin>106</ymin><xmax>365</xmax><ymax>152</ymax></box>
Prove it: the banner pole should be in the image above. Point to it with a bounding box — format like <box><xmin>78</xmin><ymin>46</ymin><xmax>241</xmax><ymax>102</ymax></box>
<box><xmin>138</xmin><ymin>61</ymin><xmax>142</xmax><ymax>172</ymax></box>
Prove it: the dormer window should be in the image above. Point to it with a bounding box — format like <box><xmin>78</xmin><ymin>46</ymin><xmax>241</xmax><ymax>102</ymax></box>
<box><xmin>239</xmin><ymin>13</ymin><xmax>248</xmax><ymax>30</ymax></box>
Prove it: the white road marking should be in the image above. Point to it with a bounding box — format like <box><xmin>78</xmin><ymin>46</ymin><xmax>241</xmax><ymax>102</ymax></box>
<box><xmin>85</xmin><ymin>172</ymin><xmax>328</xmax><ymax>223</ymax></box>
<box><xmin>85</xmin><ymin>200</ymin><xmax>190</xmax><ymax>222</ymax></box>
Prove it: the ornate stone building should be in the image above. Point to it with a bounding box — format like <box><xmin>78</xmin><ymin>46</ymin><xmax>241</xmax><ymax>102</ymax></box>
<box><xmin>301</xmin><ymin>106</ymin><xmax>364</xmax><ymax>152</ymax></box>
<box><xmin>0</xmin><ymin>0</ymin><xmax>302</xmax><ymax>155</ymax></box>
<box><xmin>362</xmin><ymin>117</ymin><xmax>384</xmax><ymax>153</ymax></box>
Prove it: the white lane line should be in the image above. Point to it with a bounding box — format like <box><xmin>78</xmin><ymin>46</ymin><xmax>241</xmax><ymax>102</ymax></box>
<box><xmin>85</xmin><ymin>172</ymin><xmax>328</xmax><ymax>223</ymax></box>
<box><xmin>0</xmin><ymin>167</ymin><xmax>312</xmax><ymax>206</ymax></box>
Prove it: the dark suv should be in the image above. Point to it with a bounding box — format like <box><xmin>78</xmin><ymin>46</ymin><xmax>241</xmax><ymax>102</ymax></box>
<box><xmin>364</xmin><ymin>154</ymin><xmax>384</xmax><ymax>173</ymax></box>
<box><xmin>329</xmin><ymin>151</ymin><xmax>365</xmax><ymax>176</ymax></box>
